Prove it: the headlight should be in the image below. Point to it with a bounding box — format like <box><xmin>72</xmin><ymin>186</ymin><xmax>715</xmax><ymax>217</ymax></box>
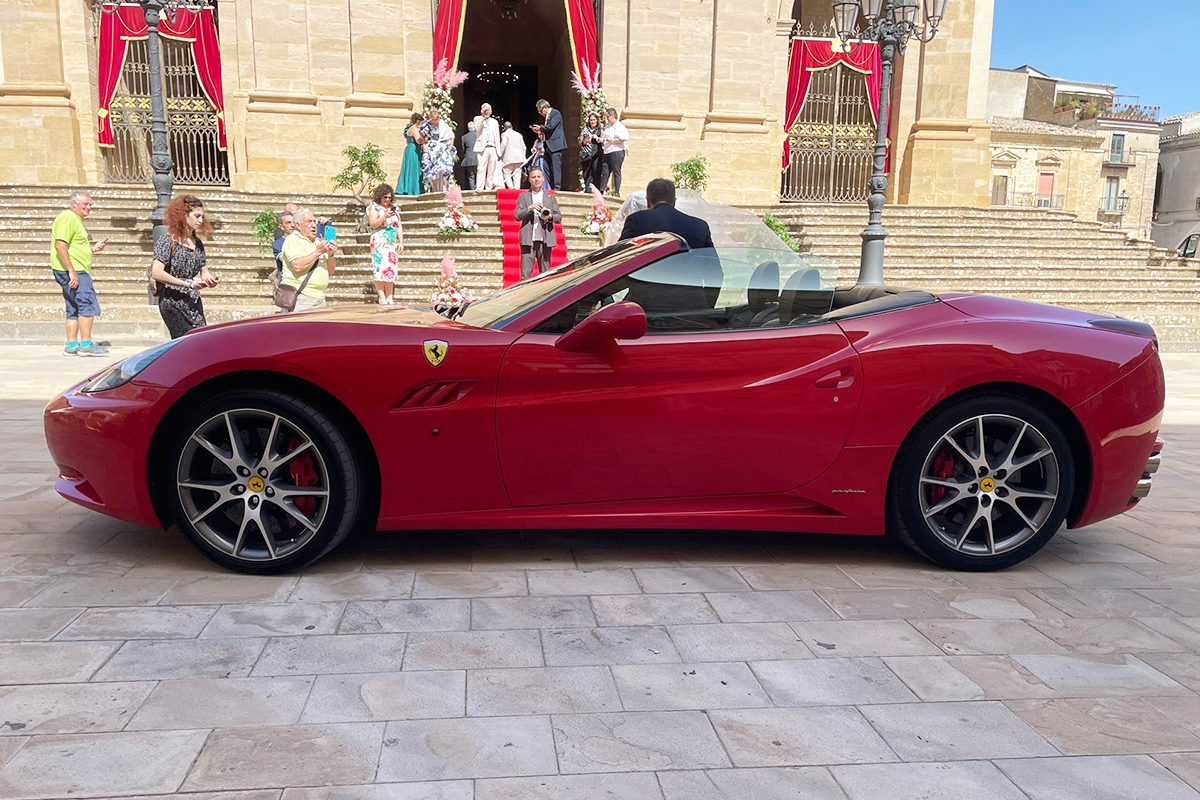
<box><xmin>81</xmin><ymin>339</ymin><xmax>183</xmax><ymax>393</ymax></box>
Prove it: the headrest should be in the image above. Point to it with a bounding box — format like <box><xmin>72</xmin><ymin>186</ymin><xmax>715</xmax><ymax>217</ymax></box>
<box><xmin>747</xmin><ymin>261</ymin><xmax>780</xmax><ymax>313</ymax></box>
<box><xmin>778</xmin><ymin>267</ymin><xmax>831</xmax><ymax>323</ymax></box>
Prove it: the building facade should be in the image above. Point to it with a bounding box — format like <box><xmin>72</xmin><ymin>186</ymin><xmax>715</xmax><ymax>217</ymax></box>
<box><xmin>0</xmin><ymin>0</ymin><xmax>995</xmax><ymax>206</ymax></box>
<box><xmin>1153</xmin><ymin>111</ymin><xmax>1200</xmax><ymax>253</ymax></box>
<box><xmin>986</xmin><ymin>66</ymin><xmax>1160</xmax><ymax>239</ymax></box>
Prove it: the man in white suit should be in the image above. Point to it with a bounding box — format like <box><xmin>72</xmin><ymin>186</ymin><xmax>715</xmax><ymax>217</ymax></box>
<box><xmin>500</xmin><ymin>121</ymin><xmax>527</xmax><ymax>189</ymax></box>
<box><xmin>472</xmin><ymin>104</ymin><xmax>503</xmax><ymax>191</ymax></box>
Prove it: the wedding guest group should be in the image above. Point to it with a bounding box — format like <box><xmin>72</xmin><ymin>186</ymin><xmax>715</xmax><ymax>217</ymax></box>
<box><xmin>150</xmin><ymin>195</ymin><xmax>220</xmax><ymax>339</ymax></box>
<box><xmin>513</xmin><ymin>166</ymin><xmax>561</xmax><ymax>279</ymax></box>
<box><xmin>50</xmin><ymin>191</ymin><xmax>108</xmax><ymax>356</ymax></box>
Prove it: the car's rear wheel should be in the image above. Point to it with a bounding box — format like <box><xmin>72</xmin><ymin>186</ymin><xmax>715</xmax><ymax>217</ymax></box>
<box><xmin>166</xmin><ymin>389</ymin><xmax>363</xmax><ymax>574</ymax></box>
<box><xmin>888</xmin><ymin>395</ymin><xmax>1075</xmax><ymax>570</ymax></box>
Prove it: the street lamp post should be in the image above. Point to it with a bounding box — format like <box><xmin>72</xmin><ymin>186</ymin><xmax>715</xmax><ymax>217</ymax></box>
<box><xmin>832</xmin><ymin>0</ymin><xmax>948</xmax><ymax>286</ymax></box>
<box><xmin>1117</xmin><ymin>189</ymin><xmax>1131</xmax><ymax>229</ymax></box>
<box><xmin>143</xmin><ymin>0</ymin><xmax>175</xmax><ymax>243</ymax></box>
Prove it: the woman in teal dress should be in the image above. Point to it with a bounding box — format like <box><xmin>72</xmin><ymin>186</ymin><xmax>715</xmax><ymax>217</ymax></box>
<box><xmin>396</xmin><ymin>112</ymin><xmax>423</xmax><ymax>196</ymax></box>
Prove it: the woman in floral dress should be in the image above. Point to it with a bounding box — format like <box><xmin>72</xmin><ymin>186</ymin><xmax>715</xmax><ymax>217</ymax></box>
<box><xmin>367</xmin><ymin>183</ymin><xmax>404</xmax><ymax>304</ymax></box>
<box><xmin>419</xmin><ymin>108</ymin><xmax>456</xmax><ymax>193</ymax></box>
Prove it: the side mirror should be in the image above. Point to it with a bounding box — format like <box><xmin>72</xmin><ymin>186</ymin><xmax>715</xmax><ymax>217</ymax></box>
<box><xmin>555</xmin><ymin>301</ymin><xmax>647</xmax><ymax>352</ymax></box>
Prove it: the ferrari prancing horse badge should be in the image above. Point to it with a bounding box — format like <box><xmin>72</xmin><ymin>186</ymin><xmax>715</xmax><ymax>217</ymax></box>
<box><xmin>423</xmin><ymin>340</ymin><xmax>448</xmax><ymax>367</ymax></box>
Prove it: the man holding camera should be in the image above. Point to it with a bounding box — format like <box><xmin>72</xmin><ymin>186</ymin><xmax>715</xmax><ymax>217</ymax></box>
<box><xmin>513</xmin><ymin>166</ymin><xmax>561</xmax><ymax>279</ymax></box>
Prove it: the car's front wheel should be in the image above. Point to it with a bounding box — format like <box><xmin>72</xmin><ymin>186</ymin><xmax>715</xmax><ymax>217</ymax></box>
<box><xmin>888</xmin><ymin>395</ymin><xmax>1076</xmax><ymax>570</ymax></box>
<box><xmin>166</xmin><ymin>389</ymin><xmax>364</xmax><ymax>574</ymax></box>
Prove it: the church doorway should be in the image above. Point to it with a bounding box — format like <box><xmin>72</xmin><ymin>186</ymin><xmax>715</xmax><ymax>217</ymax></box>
<box><xmin>455</xmin><ymin>0</ymin><xmax>583</xmax><ymax>187</ymax></box>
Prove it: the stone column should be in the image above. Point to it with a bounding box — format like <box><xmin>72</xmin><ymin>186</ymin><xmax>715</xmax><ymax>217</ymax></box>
<box><xmin>895</xmin><ymin>0</ymin><xmax>994</xmax><ymax>207</ymax></box>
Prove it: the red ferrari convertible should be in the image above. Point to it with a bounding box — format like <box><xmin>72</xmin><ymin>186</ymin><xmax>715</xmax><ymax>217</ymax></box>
<box><xmin>45</xmin><ymin>233</ymin><xmax>1165</xmax><ymax>573</ymax></box>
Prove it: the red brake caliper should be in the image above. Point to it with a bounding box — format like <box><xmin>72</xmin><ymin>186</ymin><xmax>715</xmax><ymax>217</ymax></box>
<box><xmin>929</xmin><ymin>447</ymin><xmax>956</xmax><ymax>507</ymax></box>
<box><xmin>287</xmin><ymin>437</ymin><xmax>318</xmax><ymax>518</ymax></box>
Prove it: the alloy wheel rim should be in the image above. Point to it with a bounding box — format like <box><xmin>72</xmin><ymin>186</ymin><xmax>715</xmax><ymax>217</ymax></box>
<box><xmin>918</xmin><ymin>413</ymin><xmax>1059</xmax><ymax>557</ymax></box>
<box><xmin>177</xmin><ymin>409</ymin><xmax>330</xmax><ymax>562</ymax></box>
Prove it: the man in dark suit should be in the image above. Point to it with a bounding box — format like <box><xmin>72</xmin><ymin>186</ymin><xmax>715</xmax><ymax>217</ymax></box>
<box><xmin>619</xmin><ymin>178</ymin><xmax>715</xmax><ymax>249</ymax></box>
<box><xmin>460</xmin><ymin>121</ymin><xmax>478</xmax><ymax>190</ymax></box>
<box><xmin>532</xmin><ymin>99</ymin><xmax>567</xmax><ymax>191</ymax></box>
<box><xmin>513</xmin><ymin>166</ymin><xmax>562</xmax><ymax>279</ymax></box>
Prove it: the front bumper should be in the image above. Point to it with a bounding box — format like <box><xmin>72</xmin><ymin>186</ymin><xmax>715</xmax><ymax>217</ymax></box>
<box><xmin>44</xmin><ymin>379</ymin><xmax>172</xmax><ymax>528</ymax></box>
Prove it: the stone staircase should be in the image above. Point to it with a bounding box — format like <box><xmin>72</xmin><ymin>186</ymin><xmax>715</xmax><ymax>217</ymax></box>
<box><xmin>754</xmin><ymin>204</ymin><xmax>1200</xmax><ymax>350</ymax></box>
<box><xmin>2</xmin><ymin>185</ymin><xmax>1197</xmax><ymax>350</ymax></box>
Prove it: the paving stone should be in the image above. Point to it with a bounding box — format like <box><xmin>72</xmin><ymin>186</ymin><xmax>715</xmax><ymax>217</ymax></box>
<box><xmin>527</xmin><ymin>569</ymin><xmax>642</xmax><ymax>596</ymax></box>
<box><xmin>1007</xmin><ymin>697</ymin><xmax>1200</xmax><ymax>755</ymax></box>
<box><xmin>468</xmin><ymin>666</ymin><xmax>620</xmax><ymax>715</ymax></box>
<box><xmin>1012</xmin><ymin>654</ymin><xmax>1191</xmax><ymax>697</ymax></box>
<box><xmin>998</xmin><ymin>755</ymin><xmax>1200</xmax><ymax>800</ymax></box>
<box><xmin>0</xmin><ymin>641</ymin><xmax>118</xmax><ymax>683</ymax></box>
<box><xmin>554</xmin><ymin>710</ymin><xmax>730</xmax><ymax>773</ymax></box>
<box><xmin>791</xmin><ymin>620</ymin><xmax>943</xmax><ymax>658</ymax></box>
<box><xmin>591</xmin><ymin>594</ymin><xmax>718</xmax><ymax>626</ymax></box>
<box><xmin>749</xmin><ymin>657</ymin><xmax>916</xmax><ymax>706</ymax></box>
<box><xmin>1141</xmin><ymin>618</ymin><xmax>1200</xmax><ymax>652</ymax></box>
<box><xmin>0</xmin><ymin>730</ymin><xmax>209</xmax><ymax>799</ymax></box>
<box><xmin>1033</xmin><ymin>563</ymin><xmax>1164</xmax><ymax>589</ymax></box>
<box><xmin>471</xmin><ymin>596</ymin><xmax>596</xmax><ymax>629</ymax></box>
<box><xmin>126</xmin><ymin>677</ymin><xmax>314</xmax><ymax>730</ymax></box>
<box><xmin>412</xmin><ymin>570</ymin><xmax>528</xmax><ymax>598</ymax></box>
<box><xmin>1027</xmin><ymin>618</ymin><xmax>1188</xmax><ymax>654</ymax></box>
<box><xmin>288</xmin><ymin>572</ymin><xmax>415</xmax><ymax>602</ymax></box>
<box><xmin>668</xmin><ymin>623</ymin><xmax>812</xmax><ymax>662</ymax></box>
<box><xmin>0</xmin><ymin>533</ymin><xmax>110</xmax><ymax>556</ymax></box>
<box><xmin>613</xmin><ymin>662</ymin><xmax>771</xmax><ymax>711</ymax></box>
<box><xmin>883</xmin><ymin>655</ymin><xmax>1060</xmax><ymax>701</ymax></box>
<box><xmin>704</xmin><ymin>590</ymin><xmax>838</xmax><ymax>623</ymax></box>
<box><xmin>831</xmin><ymin>761</ymin><xmax>1029</xmax><ymax>800</ymax></box>
<box><xmin>911</xmin><ymin>619</ymin><xmax>1068</xmax><ymax>655</ymax></box>
<box><xmin>737</xmin><ymin>566</ymin><xmax>859</xmax><ymax>591</ymax></box>
<box><xmin>477</xmin><ymin>773</ymin><xmax>665</xmax><ymax>800</ymax></box>
<box><xmin>0</xmin><ymin>578</ymin><xmax>55</xmax><ymax>607</ymax></box>
<box><xmin>471</xmin><ymin>548</ymin><xmax>576</xmax><ymax>571</ymax></box>
<box><xmin>931</xmin><ymin>588</ymin><xmax>1065</xmax><ymax>619</ymax></box>
<box><xmin>338</xmin><ymin>599</ymin><xmax>471</xmax><ymax>633</ymax></box>
<box><xmin>858</xmin><ymin>701</ymin><xmax>1059</xmax><ymax>760</ymax></box>
<box><xmin>656</xmin><ymin>767</ymin><xmax>848</xmax><ymax>800</ymax></box>
<box><xmin>183</xmin><ymin>723</ymin><xmax>385</xmax><ymax>791</ymax></box>
<box><xmin>378</xmin><ymin>716</ymin><xmax>557</xmax><ymax>781</ymax></box>
<box><xmin>1143</xmin><ymin>693</ymin><xmax>1200</xmax><ymax>737</ymax></box>
<box><xmin>818</xmin><ymin>589</ymin><xmax>970</xmax><ymax>620</ymax></box>
<box><xmin>0</xmin><ymin>736</ymin><xmax>25</xmax><ymax>765</ymax></box>
<box><xmin>1154</xmin><ymin>753</ymin><xmax>1200</xmax><ymax>794</ymax></box>
<box><xmin>0</xmin><ymin>681</ymin><xmax>153</xmax><ymax>735</ymax></box>
<box><xmin>94</xmin><ymin>638</ymin><xmax>267</xmax><ymax>681</ymax></box>
<box><xmin>253</xmin><ymin>633</ymin><xmax>407</xmax><ymax>676</ymax></box>
<box><xmin>0</xmin><ymin>607</ymin><xmax>82</xmax><ymax>641</ymax></box>
<box><xmin>839</xmin><ymin>565</ymin><xmax>967</xmax><ymax>589</ymax></box>
<box><xmin>543</xmin><ymin>626</ymin><xmax>681</xmax><ymax>666</ymax></box>
<box><xmin>201</xmin><ymin>602</ymin><xmax>346</xmax><ymax>638</ymax></box>
<box><xmin>574</xmin><ymin>547</ymin><xmax>681</xmax><ymax>569</ymax></box>
<box><xmin>1045</xmin><ymin>540</ymin><xmax>1160</xmax><ymax>564</ymax></box>
<box><xmin>708</xmin><ymin>706</ymin><xmax>895</xmax><ymax>767</ymax></box>
<box><xmin>301</xmin><ymin>670</ymin><xmax>465</xmax><ymax>722</ymax></box>
<box><xmin>1032</xmin><ymin>588</ymin><xmax>1177</xmax><ymax>618</ymax></box>
<box><xmin>56</xmin><ymin>605</ymin><xmax>217</xmax><ymax>640</ymax></box>
<box><xmin>282</xmin><ymin>783</ymin><xmax>472</xmax><ymax>800</ymax></box>
<box><xmin>403</xmin><ymin>629</ymin><xmax>543</xmax><ymax>670</ymax></box>
<box><xmin>161</xmin><ymin>575</ymin><xmax>299</xmax><ymax>605</ymax></box>
<box><xmin>24</xmin><ymin>576</ymin><xmax>178</xmax><ymax>607</ymax></box>
<box><xmin>633</xmin><ymin>567</ymin><xmax>752</xmax><ymax>594</ymax></box>
<box><xmin>1139</xmin><ymin>590</ymin><xmax>1200</xmax><ymax>617</ymax></box>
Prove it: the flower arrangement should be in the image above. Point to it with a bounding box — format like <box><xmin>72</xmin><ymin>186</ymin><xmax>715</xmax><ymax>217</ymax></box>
<box><xmin>423</xmin><ymin>58</ymin><xmax>469</xmax><ymax>125</ymax></box>
<box><xmin>437</xmin><ymin>183</ymin><xmax>478</xmax><ymax>238</ymax></box>
<box><xmin>431</xmin><ymin>255</ymin><xmax>472</xmax><ymax>317</ymax></box>
<box><xmin>579</xmin><ymin>185</ymin><xmax>613</xmax><ymax>239</ymax></box>
<box><xmin>571</xmin><ymin>64</ymin><xmax>608</xmax><ymax>125</ymax></box>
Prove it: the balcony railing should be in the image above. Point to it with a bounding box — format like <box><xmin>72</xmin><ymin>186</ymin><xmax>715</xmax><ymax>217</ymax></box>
<box><xmin>1105</xmin><ymin>150</ymin><xmax>1132</xmax><ymax>165</ymax></box>
<box><xmin>1107</xmin><ymin>102</ymin><xmax>1159</xmax><ymax>122</ymax></box>
<box><xmin>1100</xmin><ymin>199</ymin><xmax>1129</xmax><ymax>214</ymax></box>
<box><xmin>990</xmin><ymin>191</ymin><xmax>1065</xmax><ymax>210</ymax></box>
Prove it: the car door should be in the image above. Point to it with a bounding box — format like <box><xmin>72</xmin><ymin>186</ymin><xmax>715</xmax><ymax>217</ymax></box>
<box><xmin>494</xmin><ymin>248</ymin><xmax>863</xmax><ymax>508</ymax></box>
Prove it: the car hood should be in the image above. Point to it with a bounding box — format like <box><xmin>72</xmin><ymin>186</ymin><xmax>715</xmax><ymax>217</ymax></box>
<box><xmin>191</xmin><ymin>304</ymin><xmax>468</xmax><ymax>335</ymax></box>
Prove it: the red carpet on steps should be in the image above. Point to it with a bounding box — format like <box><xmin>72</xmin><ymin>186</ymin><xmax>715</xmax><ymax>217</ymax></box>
<box><xmin>495</xmin><ymin>189</ymin><xmax>569</xmax><ymax>287</ymax></box>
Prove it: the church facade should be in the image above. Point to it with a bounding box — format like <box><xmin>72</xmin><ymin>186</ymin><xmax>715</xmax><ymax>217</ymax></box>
<box><xmin>0</xmin><ymin>0</ymin><xmax>995</xmax><ymax>206</ymax></box>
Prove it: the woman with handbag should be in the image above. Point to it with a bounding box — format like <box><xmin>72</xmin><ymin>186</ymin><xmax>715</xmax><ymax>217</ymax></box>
<box><xmin>579</xmin><ymin>112</ymin><xmax>604</xmax><ymax>192</ymax></box>
<box><xmin>149</xmin><ymin>195</ymin><xmax>219</xmax><ymax>338</ymax></box>
<box><xmin>278</xmin><ymin>207</ymin><xmax>338</xmax><ymax>312</ymax></box>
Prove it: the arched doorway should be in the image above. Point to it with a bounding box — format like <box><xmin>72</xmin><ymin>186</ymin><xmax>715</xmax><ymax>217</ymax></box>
<box><xmin>455</xmin><ymin>0</ymin><xmax>586</xmax><ymax>187</ymax></box>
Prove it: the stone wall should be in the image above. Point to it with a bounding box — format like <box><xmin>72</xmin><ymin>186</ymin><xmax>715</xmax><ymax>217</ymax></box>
<box><xmin>1153</xmin><ymin>122</ymin><xmax>1200</xmax><ymax>249</ymax></box>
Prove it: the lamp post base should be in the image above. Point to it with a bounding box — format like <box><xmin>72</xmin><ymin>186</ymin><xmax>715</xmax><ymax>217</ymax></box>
<box><xmin>858</xmin><ymin>224</ymin><xmax>888</xmax><ymax>286</ymax></box>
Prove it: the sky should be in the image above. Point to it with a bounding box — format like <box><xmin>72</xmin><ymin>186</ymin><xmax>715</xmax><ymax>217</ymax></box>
<box><xmin>989</xmin><ymin>0</ymin><xmax>1199</xmax><ymax>119</ymax></box>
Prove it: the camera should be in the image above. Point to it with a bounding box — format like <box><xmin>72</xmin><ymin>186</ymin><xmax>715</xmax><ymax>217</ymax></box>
<box><xmin>540</xmin><ymin>208</ymin><xmax>552</xmax><ymax>218</ymax></box>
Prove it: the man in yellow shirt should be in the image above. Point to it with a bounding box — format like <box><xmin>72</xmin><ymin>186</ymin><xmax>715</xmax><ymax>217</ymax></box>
<box><xmin>280</xmin><ymin>207</ymin><xmax>339</xmax><ymax>312</ymax></box>
<box><xmin>51</xmin><ymin>192</ymin><xmax>108</xmax><ymax>356</ymax></box>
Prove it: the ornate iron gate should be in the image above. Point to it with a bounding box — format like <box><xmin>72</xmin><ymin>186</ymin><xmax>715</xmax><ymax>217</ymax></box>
<box><xmin>781</xmin><ymin>62</ymin><xmax>876</xmax><ymax>203</ymax></box>
<box><xmin>104</xmin><ymin>37</ymin><xmax>229</xmax><ymax>185</ymax></box>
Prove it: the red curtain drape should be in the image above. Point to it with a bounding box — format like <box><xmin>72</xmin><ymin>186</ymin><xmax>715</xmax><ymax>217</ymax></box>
<box><xmin>433</xmin><ymin>0</ymin><xmax>469</xmax><ymax>70</ymax></box>
<box><xmin>96</xmin><ymin>3</ymin><xmax>227</xmax><ymax>150</ymax></box>
<box><xmin>564</xmin><ymin>0</ymin><xmax>599</xmax><ymax>79</ymax></box>
<box><xmin>782</xmin><ymin>38</ymin><xmax>882</xmax><ymax>170</ymax></box>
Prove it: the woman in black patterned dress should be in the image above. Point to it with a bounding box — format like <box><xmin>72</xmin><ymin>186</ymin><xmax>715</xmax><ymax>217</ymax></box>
<box><xmin>150</xmin><ymin>195</ymin><xmax>219</xmax><ymax>338</ymax></box>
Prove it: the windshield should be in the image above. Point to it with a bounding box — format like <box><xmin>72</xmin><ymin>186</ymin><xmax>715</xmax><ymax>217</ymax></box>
<box><xmin>455</xmin><ymin>238</ymin><xmax>665</xmax><ymax>329</ymax></box>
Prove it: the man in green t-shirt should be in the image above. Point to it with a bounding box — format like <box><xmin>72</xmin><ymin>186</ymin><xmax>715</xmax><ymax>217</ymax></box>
<box><xmin>51</xmin><ymin>192</ymin><xmax>108</xmax><ymax>356</ymax></box>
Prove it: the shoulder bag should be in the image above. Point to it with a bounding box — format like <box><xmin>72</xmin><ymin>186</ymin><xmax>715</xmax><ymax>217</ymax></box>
<box><xmin>148</xmin><ymin>239</ymin><xmax>177</xmax><ymax>300</ymax></box>
<box><xmin>272</xmin><ymin>257</ymin><xmax>318</xmax><ymax>311</ymax></box>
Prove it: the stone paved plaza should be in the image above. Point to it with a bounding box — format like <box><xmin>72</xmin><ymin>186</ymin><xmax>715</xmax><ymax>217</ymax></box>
<box><xmin>0</xmin><ymin>346</ymin><xmax>1198</xmax><ymax>799</ymax></box>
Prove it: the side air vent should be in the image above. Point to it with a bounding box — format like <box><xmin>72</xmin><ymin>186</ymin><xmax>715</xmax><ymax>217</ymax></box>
<box><xmin>395</xmin><ymin>380</ymin><xmax>479</xmax><ymax>410</ymax></box>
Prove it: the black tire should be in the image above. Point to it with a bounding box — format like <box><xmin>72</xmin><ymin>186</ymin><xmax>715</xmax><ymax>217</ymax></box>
<box><xmin>165</xmin><ymin>389</ymin><xmax>363</xmax><ymax>574</ymax></box>
<box><xmin>887</xmin><ymin>394</ymin><xmax>1075</xmax><ymax>571</ymax></box>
